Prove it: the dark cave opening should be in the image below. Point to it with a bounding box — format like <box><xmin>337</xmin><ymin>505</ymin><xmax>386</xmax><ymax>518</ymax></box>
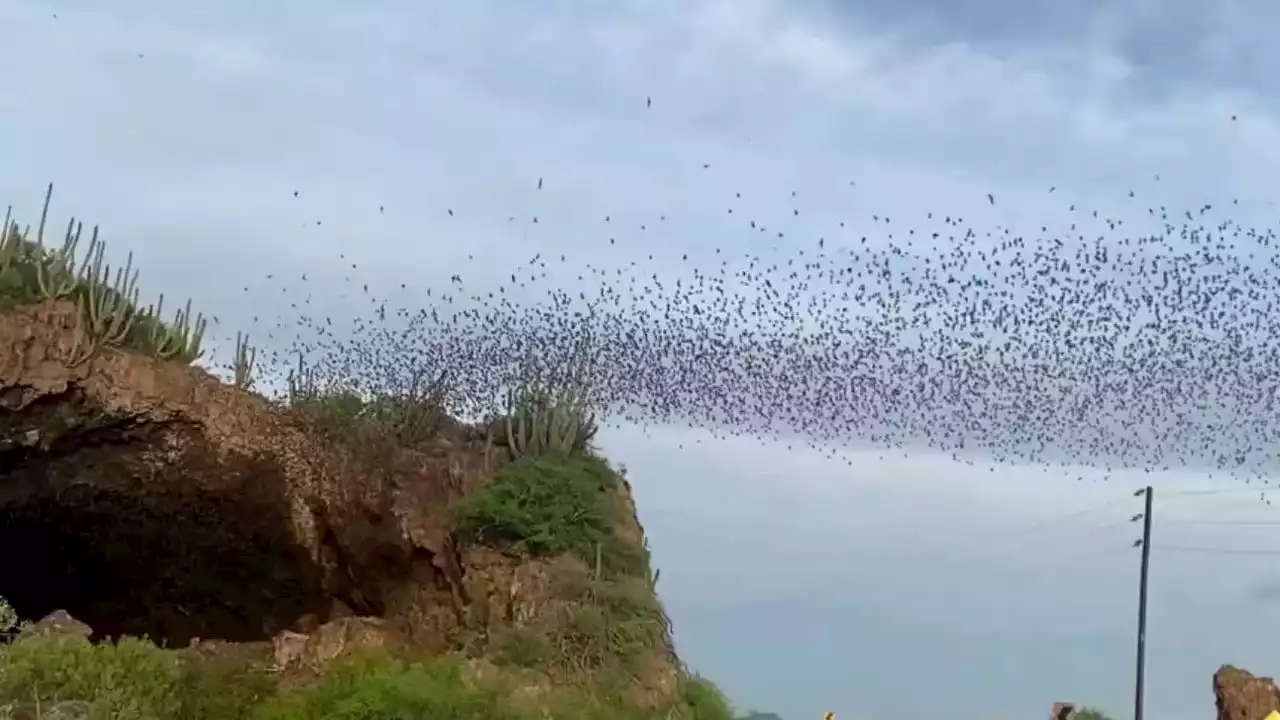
<box><xmin>0</xmin><ymin>483</ymin><xmax>332</xmax><ymax>648</ymax></box>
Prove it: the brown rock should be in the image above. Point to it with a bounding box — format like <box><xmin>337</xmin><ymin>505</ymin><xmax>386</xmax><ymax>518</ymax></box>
<box><xmin>1215</xmin><ymin>664</ymin><xmax>1280</xmax><ymax>720</ymax></box>
<box><xmin>1050</xmin><ymin>702</ymin><xmax>1076</xmax><ymax>720</ymax></box>
<box><xmin>30</xmin><ymin>609</ymin><xmax>92</xmax><ymax>639</ymax></box>
<box><xmin>271</xmin><ymin>616</ymin><xmax>409</xmax><ymax>673</ymax></box>
<box><xmin>271</xmin><ymin>630</ymin><xmax>309</xmax><ymax>671</ymax></box>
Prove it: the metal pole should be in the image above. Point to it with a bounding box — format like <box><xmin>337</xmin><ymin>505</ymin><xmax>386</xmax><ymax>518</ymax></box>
<box><xmin>1134</xmin><ymin>485</ymin><xmax>1154</xmax><ymax>720</ymax></box>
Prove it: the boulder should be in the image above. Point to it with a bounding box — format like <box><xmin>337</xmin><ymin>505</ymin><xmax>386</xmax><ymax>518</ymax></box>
<box><xmin>1215</xmin><ymin>664</ymin><xmax>1280</xmax><ymax>720</ymax></box>
<box><xmin>271</xmin><ymin>616</ymin><xmax>409</xmax><ymax>673</ymax></box>
<box><xmin>29</xmin><ymin>609</ymin><xmax>93</xmax><ymax>639</ymax></box>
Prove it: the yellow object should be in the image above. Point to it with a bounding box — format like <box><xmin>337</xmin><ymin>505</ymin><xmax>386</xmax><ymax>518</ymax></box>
<box><xmin>822</xmin><ymin>714</ymin><xmax>835</xmax><ymax>720</ymax></box>
<box><xmin>1264</xmin><ymin>711</ymin><xmax>1280</xmax><ymax>720</ymax></box>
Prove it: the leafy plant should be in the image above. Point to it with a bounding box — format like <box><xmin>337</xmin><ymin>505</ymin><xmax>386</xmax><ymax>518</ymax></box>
<box><xmin>452</xmin><ymin>455</ymin><xmax>635</xmax><ymax>570</ymax></box>
<box><xmin>679</xmin><ymin>675</ymin><xmax>735</xmax><ymax>720</ymax></box>
<box><xmin>0</xmin><ymin>631</ymin><xmax>186</xmax><ymax>720</ymax></box>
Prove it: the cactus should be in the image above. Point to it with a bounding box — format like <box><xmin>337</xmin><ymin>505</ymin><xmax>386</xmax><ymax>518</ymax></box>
<box><xmin>232</xmin><ymin>331</ymin><xmax>257</xmax><ymax>390</ymax></box>
<box><xmin>79</xmin><ymin>232</ymin><xmax>139</xmax><ymax>344</ymax></box>
<box><xmin>62</xmin><ymin>230</ymin><xmax>140</xmax><ymax>367</ymax></box>
<box><xmin>144</xmin><ymin>294</ymin><xmax>207</xmax><ymax>363</ymax></box>
<box><xmin>503</xmin><ymin>372</ymin><xmax>599</xmax><ymax>459</ymax></box>
<box><xmin>33</xmin><ymin>206</ymin><xmax>86</xmax><ymax>303</ymax></box>
<box><xmin>287</xmin><ymin>353</ymin><xmax>321</xmax><ymax>405</ymax></box>
<box><xmin>0</xmin><ymin>207</ymin><xmax>18</xmax><ymax>278</ymax></box>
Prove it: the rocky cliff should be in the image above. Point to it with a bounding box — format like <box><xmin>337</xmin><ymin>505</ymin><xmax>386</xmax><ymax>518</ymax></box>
<box><xmin>0</xmin><ymin>198</ymin><xmax>712</xmax><ymax>718</ymax></box>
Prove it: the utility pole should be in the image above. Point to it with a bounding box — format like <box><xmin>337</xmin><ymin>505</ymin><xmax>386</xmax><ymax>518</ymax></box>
<box><xmin>1132</xmin><ymin>485</ymin><xmax>1154</xmax><ymax>720</ymax></box>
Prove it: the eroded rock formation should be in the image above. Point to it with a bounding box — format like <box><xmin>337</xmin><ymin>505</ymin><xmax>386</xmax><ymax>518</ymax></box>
<box><xmin>1215</xmin><ymin>664</ymin><xmax>1280</xmax><ymax>720</ymax></box>
<box><xmin>0</xmin><ymin>304</ymin><xmax>510</xmax><ymax>641</ymax></box>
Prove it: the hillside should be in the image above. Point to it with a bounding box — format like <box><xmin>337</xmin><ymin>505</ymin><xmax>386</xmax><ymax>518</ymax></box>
<box><xmin>0</xmin><ymin>190</ymin><xmax>735</xmax><ymax>719</ymax></box>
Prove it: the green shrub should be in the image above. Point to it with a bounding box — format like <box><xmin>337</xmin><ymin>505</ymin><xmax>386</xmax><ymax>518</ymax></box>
<box><xmin>0</xmin><ymin>632</ymin><xmax>185</xmax><ymax>720</ymax></box>
<box><xmin>452</xmin><ymin>455</ymin><xmax>644</xmax><ymax>576</ymax></box>
<box><xmin>0</xmin><ymin>615</ymin><xmax>275</xmax><ymax>720</ymax></box>
<box><xmin>283</xmin><ymin>356</ymin><xmax>449</xmax><ymax>450</ymax></box>
<box><xmin>177</xmin><ymin>653</ymin><xmax>277</xmax><ymax>720</ymax></box>
<box><xmin>488</xmin><ymin>627</ymin><xmax>556</xmax><ymax>669</ymax></box>
<box><xmin>254</xmin><ymin>651</ymin><xmax>520</xmax><ymax>720</ymax></box>
<box><xmin>679</xmin><ymin>674</ymin><xmax>735</xmax><ymax>720</ymax></box>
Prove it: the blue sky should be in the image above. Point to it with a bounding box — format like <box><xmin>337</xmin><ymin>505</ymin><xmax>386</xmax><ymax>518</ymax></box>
<box><xmin>4</xmin><ymin>1</ymin><xmax>1280</xmax><ymax>719</ymax></box>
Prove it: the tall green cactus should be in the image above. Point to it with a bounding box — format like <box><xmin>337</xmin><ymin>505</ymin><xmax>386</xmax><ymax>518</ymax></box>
<box><xmin>503</xmin><ymin>374</ymin><xmax>598</xmax><ymax>459</ymax></box>
<box><xmin>68</xmin><ymin>232</ymin><xmax>140</xmax><ymax>366</ymax></box>
<box><xmin>233</xmin><ymin>331</ymin><xmax>257</xmax><ymax>389</ymax></box>
<box><xmin>144</xmin><ymin>294</ymin><xmax>207</xmax><ymax>363</ymax></box>
<box><xmin>81</xmin><ymin>234</ymin><xmax>139</xmax><ymax>341</ymax></box>
<box><xmin>287</xmin><ymin>353</ymin><xmax>322</xmax><ymax>405</ymax></box>
<box><xmin>34</xmin><ymin>218</ymin><xmax>85</xmax><ymax>302</ymax></box>
<box><xmin>0</xmin><ymin>208</ymin><xmax>15</xmax><ymax>275</ymax></box>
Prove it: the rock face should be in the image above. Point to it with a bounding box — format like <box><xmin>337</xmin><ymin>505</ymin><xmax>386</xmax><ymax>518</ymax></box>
<box><xmin>1215</xmin><ymin>665</ymin><xmax>1280</xmax><ymax>720</ymax></box>
<box><xmin>0</xmin><ymin>301</ymin><xmax>476</xmax><ymax>649</ymax></box>
<box><xmin>0</xmin><ymin>299</ymin><xmax>679</xmax><ymax>704</ymax></box>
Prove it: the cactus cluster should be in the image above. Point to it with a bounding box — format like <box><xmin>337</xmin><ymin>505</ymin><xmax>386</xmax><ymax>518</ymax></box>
<box><xmin>1</xmin><ymin>184</ymin><xmax>213</xmax><ymax>367</ymax></box>
<box><xmin>287</xmin><ymin>353</ymin><xmax>323</xmax><ymax>405</ymax></box>
<box><xmin>503</xmin><ymin>374</ymin><xmax>599</xmax><ymax>459</ymax></box>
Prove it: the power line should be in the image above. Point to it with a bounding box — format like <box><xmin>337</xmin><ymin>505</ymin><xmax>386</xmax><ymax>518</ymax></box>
<box><xmin>973</xmin><ymin>534</ymin><xmax>1135</xmax><ymax>584</ymax></box>
<box><xmin>1159</xmin><ymin>519</ymin><xmax>1280</xmax><ymax>527</ymax></box>
<box><xmin>963</xmin><ymin>493</ymin><xmax>1135</xmax><ymax>553</ymax></box>
<box><xmin>1160</xmin><ymin>486</ymin><xmax>1279</xmax><ymax>498</ymax></box>
<box><xmin>1156</xmin><ymin>543</ymin><xmax>1280</xmax><ymax>556</ymax></box>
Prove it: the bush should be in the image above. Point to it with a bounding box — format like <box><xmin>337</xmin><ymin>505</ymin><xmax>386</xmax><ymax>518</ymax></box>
<box><xmin>0</xmin><ymin>632</ymin><xmax>185</xmax><ymax>720</ymax></box>
<box><xmin>679</xmin><ymin>675</ymin><xmax>735</xmax><ymax>720</ymax></box>
<box><xmin>452</xmin><ymin>454</ymin><xmax>644</xmax><ymax>577</ymax></box>
<box><xmin>0</xmin><ymin>621</ymin><xmax>275</xmax><ymax>720</ymax></box>
<box><xmin>282</xmin><ymin>356</ymin><xmax>450</xmax><ymax>451</ymax></box>
<box><xmin>254</xmin><ymin>651</ymin><xmax>519</xmax><ymax>720</ymax></box>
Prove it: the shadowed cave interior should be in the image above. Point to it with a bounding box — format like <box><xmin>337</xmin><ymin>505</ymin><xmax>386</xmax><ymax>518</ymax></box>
<box><xmin>0</xmin><ymin>480</ymin><xmax>332</xmax><ymax>648</ymax></box>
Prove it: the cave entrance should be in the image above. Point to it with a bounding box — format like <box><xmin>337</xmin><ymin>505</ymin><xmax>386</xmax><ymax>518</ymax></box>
<box><xmin>0</xmin><ymin>482</ymin><xmax>330</xmax><ymax>648</ymax></box>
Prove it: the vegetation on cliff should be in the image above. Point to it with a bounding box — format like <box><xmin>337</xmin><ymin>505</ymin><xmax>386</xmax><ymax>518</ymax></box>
<box><xmin>0</xmin><ymin>190</ymin><xmax>735</xmax><ymax>719</ymax></box>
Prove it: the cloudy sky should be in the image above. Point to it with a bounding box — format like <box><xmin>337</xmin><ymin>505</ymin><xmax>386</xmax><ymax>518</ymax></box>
<box><xmin>5</xmin><ymin>0</ymin><xmax>1280</xmax><ymax>718</ymax></box>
